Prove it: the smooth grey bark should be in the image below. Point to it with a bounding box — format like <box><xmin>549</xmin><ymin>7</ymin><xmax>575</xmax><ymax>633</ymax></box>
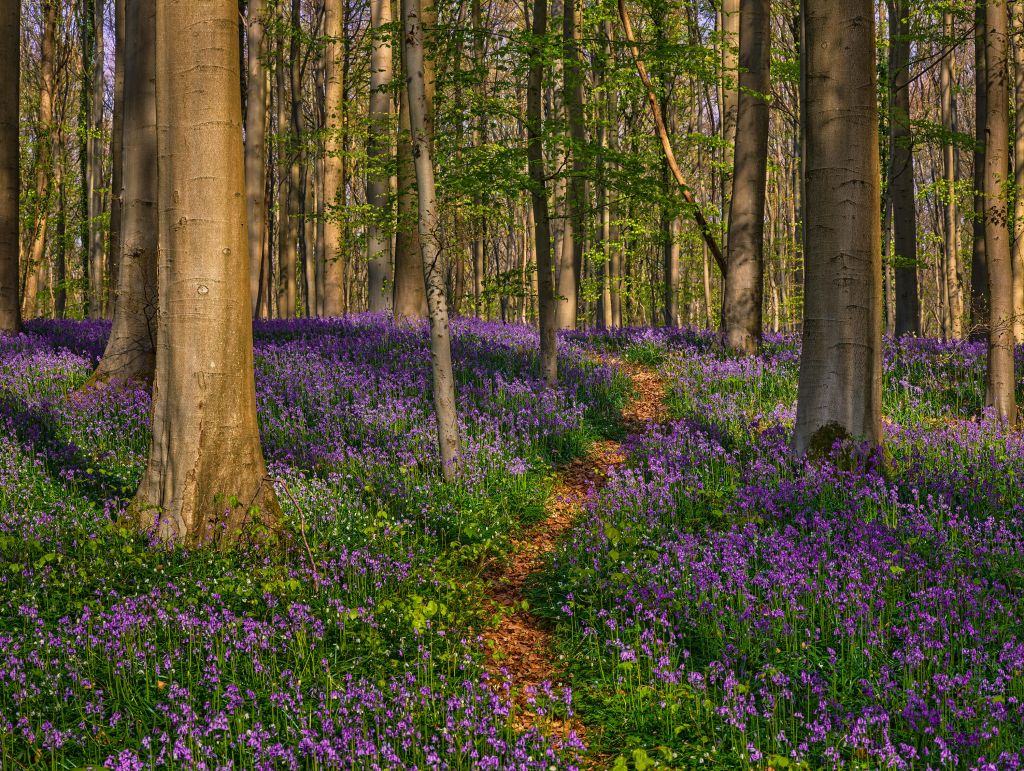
<box><xmin>87</xmin><ymin>0</ymin><xmax>106</xmax><ymax>319</ymax></box>
<box><xmin>942</xmin><ymin>11</ymin><xmax>964</xmax><ymax>340</ymax></box>
<box><xmin>723</xmin><ymin>0</ymin><xmax>769</xmax><ymax>353</ymax></box>
<box><xmin>323</xmin><ymin>0</ymin><xmax>346</xmax><ymax>316</ymax></box>
<box><xmin>555</xmin><ymin>0</ymin><xmax>585</xmax><ymax>330</ymax></box>
<box><xmin>888</xmin><ymin>0</ymin><xmax>920</xmax><ymax>337</ymax></box>
<box><xmin>720</xmin><ymin>0</ymin><xmax>739</xmax><ymax>223</ymax></box>
<box><xmin>984</xmin><ymin>0</ymin><xmax>1017</xmax><ymax>422</ymax></box>
<box><xmin>90</xmin><ymin>0</ymin><xmax>157</xmax><ymax>386</ymax></box>
<box><xmin>108</xmin><ymin>0</ymin><xmax>125</xmax><ymax>317</ymax></box>
<box><xmin>0</xmin><ymin>0</ymin><xmax>19</xmax><ymax>332</ymax></box>
<box><xmin>527</xmin><ymin>0</ymin><xmax>558</xmax><ymax>387</ymax></box>
<box><xmin>366</xmin><ymin>0</ymin><xmax>394</xmax><ymax>312</ymax></box>
<box><xmin>793</xmin><ymin>0</ymin><xmax>884</xmax><ymax>457</ymax></box>
<box><xmin>135</xmin><ymin>0</ymin><xmax>279</xmax><ymax>544</ymax></box>
<box><xmin>245</xmin><ymin>0</ymin><xmax>267</xmax><ymax>316</ymax></box>
<box><xmin>972</xmin><ymin>4</ymin><xmax>990</xmax><ymax>338</ymax></box>
<box><xmin>402</xmin><ymin>0</ymin><xmax>462</xmax><ymax>477</ymax></box>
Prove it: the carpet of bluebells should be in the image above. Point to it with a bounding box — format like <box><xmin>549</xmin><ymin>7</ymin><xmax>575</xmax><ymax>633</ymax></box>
<box><xmin>0</xmin><ymin>315</ymin><xmax>629</xmax><ymax>770</ymax></box>
<box><xmin>544</xmin><ymin>327</ymin><xmax>1024</xmax><ymax>769</ymax></box>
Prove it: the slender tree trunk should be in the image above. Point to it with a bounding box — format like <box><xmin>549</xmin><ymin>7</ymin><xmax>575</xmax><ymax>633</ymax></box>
<box><xmin>108</xmin><ymin>0</ymin><xmax>125</xmax><ymax>317</ymax></box>
<box><xmin>323</xmin><ymin>0</ymin><xmax>347</xmax><ymax>315</ymax></box>
<box><xmin>723</xmin><ymin>0</ymin><xmax>769</xmax><ymax>353</ymax></box>
<box><xmin>402</xmin><ymin>0</ymin><xmax>462</xmax><ymax>476</ymax></box>
<box><xmin>23</xmin><ymin>0</ymin><xmax>58</xmax><ymax>320</ymax></box>
<box><xmin>1012</xmin><ymin>1</ymin><xmax>1024</xmax><ymax>340</ymax></box>
<box><xmin>366</xmin><ymin>0</ymin><xmax>394</xmax><ymax>312</ymax></box>
<box><xmin>245</xmin><ymin>0</ymin><xmax>267</xmax><ymax>316</ymax></box>
<box><xmin>793</xmin><ymin>0</ymin><xmax>883</xmax><ymax>456</ymax></box>
<box><xmin>288</xmin><ymin>0</ymin><xmax>304</xmax><ymax>316</ymax></box>
<box><xmin>555</xmin><ymin>0</ymin><xmax>585</xmax><ymax>330</ymax></box>
<box><xmin>942</xmin><ymin>12</ymin><xmax>964</xmax><ymax>340</ymax></box>
<box><xmin>720</xmin><ymin>0</ymin><xmax>739</xmax><ymax>228</ymax></box>
<box><xmin>889</xmin><ymin>0</ymin><xmax>920</xmax><ymax>337</ymax></box>
<box><xmin>0</xmin><ymin>0</ymin><xmax>18</xmax><ymax>332</ymax></box>
<box><xmin>90</xmin><ymin>0</ymin><xmax>158</xmax><ymax>386</ymax></box>
<box><xmin>984</xmin><ymin>0</ymin><xmax>1017</xmax><ymax>422</ymax></box>
<box><xmin>973</xmin><ymin>4</ymin><xmax>991</xmax><ymax>338</ymax></box>
<box><xmin>87</xmin><ymin>0</ymin><xmax>106</xmax><ymax>319</ymax></box>
<box><xmin>135</xmin><ymin>0</ymin><xmax>280</xmax><ymax>544</ymax></box>
<box><xmin>528</xmin><ymin>0</ymin><xmax>557</xmax><ymax>386</ymax></box>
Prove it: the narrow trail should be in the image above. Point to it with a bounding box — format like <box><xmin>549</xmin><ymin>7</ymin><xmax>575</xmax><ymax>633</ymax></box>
<box><xmin>481</xmin><ymin>356</ymin><xmax>668</xmax><ymax>751</ymax></box>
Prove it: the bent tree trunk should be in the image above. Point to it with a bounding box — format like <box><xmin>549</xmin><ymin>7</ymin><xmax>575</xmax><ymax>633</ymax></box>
<box><xmin>722</xmin><ymin>0</ymin><xmax>769</xmax><ymax>354</ymax></box>
<box><xmin>528</xmin><ymin>0</ymin><xmax>557</xmax><ymax>386</ymax></box>
<box><xmin>402</xmin><ymin>0</ymin><xmax>462</xmax><ymax>478</ymax></box>
<box><xmin>134</xmin><ymin>0</ymin><xmax>279</xmax><ymax>544</ymax></box>
<box><xmin>90</xmin><ymin>0</ymin><xmax>157</xmax><ymax>385</ymax></box>
<box><xmin>0</xmin><ymin>0</ymin><xmax>19</xmax><ymax>332</ymax></box>
<box><xmin>793</xmin><ymin>0</ymin><xmax>884</xmax><ymax>457</ymax></box>
<box><xmin>984</xmin><ymin>0</ymin><xmax>1017</xmax><ymax>423</ymax></box>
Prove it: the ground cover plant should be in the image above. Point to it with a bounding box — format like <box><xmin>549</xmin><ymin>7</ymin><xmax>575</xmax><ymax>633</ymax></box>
<box><xmin>543</xmin><ymin>329</ymin><xmax>1024</xmax><ymax>770</ymax></box>
<box><xmin>0</xmin><ymin>315</ymin><xmax>629</xmax><ymax>769</ymax></box>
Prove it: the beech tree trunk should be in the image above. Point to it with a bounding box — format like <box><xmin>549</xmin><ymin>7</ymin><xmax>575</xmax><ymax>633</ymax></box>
<box><xmin>720</xmin><ymin>0</ymin><xmax>739</xmax><ymax>222</ymax></box>
<box><xmin>323</xmin><ymin>0</ymin><xmax>346</xmax><ymax>316</ymax></box>
<box><xmin>108</xmin><ymin>0</ymin><xmax>125</xmax><ymax>316</ymax></box>
<box><xmin>528</xmin><ymin>0</ymin><xmax>558</xmax><ymax>387</ymax></box>
<box><xmin>793</xmin><ymin>0</ymin><xmax>884</xmax><ymax>457</ymax></box>
<box><xmin>972</xmin><ymin>4</ymin><xmax>991</xmax><ymax>338</ymax></box>
<box><xmin>90</xmin><ymin>0</ymin><xmax>158</xmax><ymax>386</ymax></box>
<box><xmin>1012</xmin><ymin>1</ymin><xmax>1024</xmax><ymax>341</ymax></box>
<box><xmin>402</xmin><ymin>0</ymin><xmax>462</xmax><ymax>477</ymax></box>
<box><xmin>23</xmin><ymin>0</ymin><xmax>58</xmax><ymax>320</ymax></box>
<box><xmin>366</xmin><ymin>0</ymin><xmax>394</xmax><ymax>312</ymax></box>
<box><xmin>134</xmin><ymin>0</ymin><xmax>279</xmax><ymax>544</ymax></box>
<box><xmin>0</xmin><ymin>0</ymin><xmax>19</xmax><ymax>332</ymax></box>
<box><xmin>245</xmin><ymin>0</ymin><xmax>267</xmax><ymax>316</ymax></box>
<box><xmin>393</xmin><ymin>0</ymin><xmax>433</xmax><ymax>319</ymax></box>
<box><xmin>87</xmin><ymin>0</ymin><xmax>106</xmax><ymax>319</ymax></box>
<box><xmin>942</xmin><ymin>11</ymin><xmax>964</xmax><ymax>340</ymax></box>
<box><xmin>889</xmin><ymin>0</ymin><xmax>920</xmax><ymax>337</ymax></box>
<box><xmin>555</xmin><ymin>0</ymin><xmax>585</xmax><ymax>330</ymax></box>
<box><xmin>722</xmin><ymin>0</ymin><xmax>769</xmax><ymax>353</ymax></box>
<box><xmin>984</xmin><ymin>0</ymin><xmax>1017</xmax><ymax>423</ymax></box>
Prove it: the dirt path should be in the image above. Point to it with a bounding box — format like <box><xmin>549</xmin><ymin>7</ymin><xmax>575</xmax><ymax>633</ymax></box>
<box><xmin>481</xmin><ymin>357</ymin><xmax>667</xmax><ymax>748</ymax></box>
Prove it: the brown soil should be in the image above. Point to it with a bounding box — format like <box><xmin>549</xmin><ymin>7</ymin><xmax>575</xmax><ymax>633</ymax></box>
<box><xmin>480</xmin><ymin>357</ymin><xmax>667</xmax><ymax>756</ymax></box>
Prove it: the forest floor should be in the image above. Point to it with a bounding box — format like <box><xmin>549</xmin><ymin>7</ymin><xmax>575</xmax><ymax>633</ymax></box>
<box><xmin>481</xmin><ymin>357</ymin><xmax>667</xmax><ymax>757</ymax></box>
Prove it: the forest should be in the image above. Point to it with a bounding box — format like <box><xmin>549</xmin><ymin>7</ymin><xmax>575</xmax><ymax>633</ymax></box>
<box><xmin>0</xmin><ymin>0</ymin><xmax>1023</xmax><ymax>768</ymax></box>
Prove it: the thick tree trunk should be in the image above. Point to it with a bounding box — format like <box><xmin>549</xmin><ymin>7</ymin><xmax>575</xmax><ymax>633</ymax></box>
<box><xmin>555</xmin><ymin>0</ymin><xmax>585</xmax><ymax>330</ymax></box>
<box><xmin>889</xmin><ymin>0</ymin><xmax>920</xmax><ymax>337</ymax></box>
<box><xmin>323</xmin><ymin>0</ymin><xmax>346</xmax><ymax>316</ymax></box>
<box><xmin>984</xmin><ymin>0</ymin><xmax>1017</xmax><ymax>423</ymax></box>
<box><xmin>527</xmin><ymin>0</ymin><xmax>558</xmax><ymax>386</ymax></box>
<box><xmin>245</xmin><ymin>0</ymin><xmax>267</xmax><ymax>316</ymax></box>
<box><xmin>135</xmin><ymin>0</ymin><xmax>279</xmax><ymax>545</ymax></box>
<box><xmin>0</xmin><ymin>0</ymin><xmax>19</xmax><ymax>332</ymax></box>
<box><xmin>793</xmin><ymin>0</ymin><xmax>884</xmax><ymax>457</ymax></box>
<box><xmin>942</xmin><ymin>11</ymin><xmax>964</xmax><ymax>340</ymax></box>
<box><xmin>1012</xmin><ymin>1</ymin><xmax>1024</xmax><ymax>341</ymax></box>
<box><xmin>88</xmin><ymin>0</ymin><xmax>106</xmax><ymax>319</ymax></box>
<box><xmin>393</xmin><ymin>0</ymin><xmax>433</xmax><ymax>319</ymax></box>
<box><xmin>722</xmin><ymin>0</ymin><xmax>769</xmax><ymax>353</ymax></box>
<box><xmin>972</xmin><ymin>5</ymin><xmax>991</xmax><ymax>338</ymax></box>
<box><xmin>402</xmin><ymin>0</ymin><xmax>462</xmax><ymax>477</ymax></box>
<box><xmin>23</xmin><ymin>0</ymin><xmax>58</xmax><ymax>320</ymax></box>
<box><xmin>90</xmin><ymin>0</ymin><xmax>158</xmax><ymax>386</ymax></box>
<box><xmin>366</xmin><ymin>0</ymin><xmax>394</xmax><ymax>312</ymax></box>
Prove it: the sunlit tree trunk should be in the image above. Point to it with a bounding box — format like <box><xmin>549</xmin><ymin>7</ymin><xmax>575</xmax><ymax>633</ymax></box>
<box><xmin>23</xmin><ymin>0</ymin><xmax>58</xmax><ymax>320</ymax></box>
<box><xmin>984</xmin><ymin>0</ymin><xmax>1017</xmax><ymax>422</ymax></box>
<box><xmin>942</xmin><ymin>11</ymin><xmax>964</xmax><ymax>340</ymax></box>
<box><xmin>90</xmin><ymin>0</ymin><xmax>158</xmax><ymax>386</ymax></box>
<box><xmin>366</xmin><ymin>0</ymin><xmax>394</xmax><ymax>312</ymax></box>
<box><xmin>402</xmin><ymin>0</ymin><xmax>462</xmax><ymax>477</ymax></box>
<box><xmin>323</xmin><ymin>0</ymin><xmax>346</xmax><ymax>316</ymax></box>
<box><xmin>0</xmin><ymin>0</ymin><xmax>19</xmax><ymax>332</ymax></box>
<box><xmin>556</xmin><ymin>0</ymin><xmax>585</xmax><ymax>330</ymax></box>
<box><xmin>135</xmin><ymin>0</ymin><xmax>279</xmax><ymax>544</ymax></box>
<box><xmin>1012</xmin><ymin>1</ymin><xmax>1024</xmax><ymax>341</ymax></box>
<box><xmin>793</xmin><ymin>0</ymin><xmax>884</xmax><ymax>456</ymax></box>
<box><xmin>245</xmin><ymin>0</ymin><xmax>267</xmax><ymax>316</ymax></box>
<box><xmin>723</xmin><ymin>0</ymin><xmax>769</xmax><ymax>353</ymax></box>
